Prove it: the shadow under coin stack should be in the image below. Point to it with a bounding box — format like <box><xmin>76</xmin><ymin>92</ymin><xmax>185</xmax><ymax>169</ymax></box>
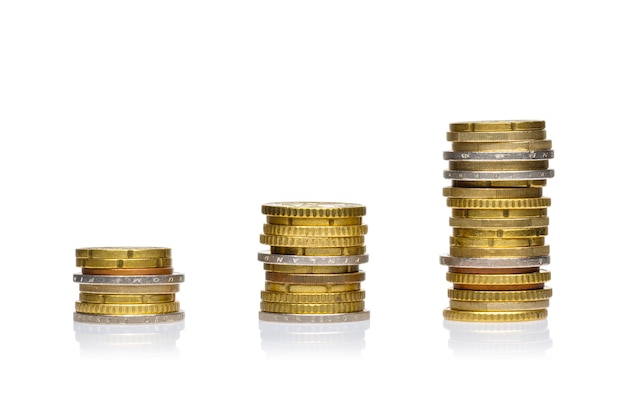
<box><xmin>73</xmin><ymin>247</ymin><xmax>185</xmax><ymax>324</ymax></box>
<box><xmin>258</xmin><ymin>202</ymin><xmax>370</xmax><ymax>323</ymax></box>
<box><xmin>440</xmin><ymin>120</ymin><xmax>554</xmax><ymax>322</ymax></box>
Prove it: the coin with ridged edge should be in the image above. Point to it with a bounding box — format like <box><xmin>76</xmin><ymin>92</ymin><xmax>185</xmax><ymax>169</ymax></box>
<box><xmin>443</xmin><ymin>150</ymin><xmax>554</xmax><ymax>161</ymax></box>
<box><xmin>440</xmin><ymin>255</ymin><xmax>550</xmax><ymax>268</ymax></box>
<box><xmin>263</xmin><ymin>264</ymin><xmax>361</xmax><ymax>274</ymax></box>
<box><xmin>265</xmin><ymin>271</ymin><xmax>366</xmax><ymax>284</ymax></box>
<box><xmin>446</xmin><ymin>270</ymin><xmax>551</xmax><ymax>285</ymax></box>
<box><xmin>73</xmin><ymin>311</ymin><xmax>185</xmax><ymax>324</ymax></box>
<box><xmin>75</xmin><ymin>301</ymin><xmax>180</xmax><ymax>315</ymax></box>
<box><xmin>260</xmin><ymin>300</ymin><xmax>365</xmax><ymax>314</ymax></box>
<box><xmin>443</xmin><ymin>187</ymin><xmax>543</xmax><ymax>199</ymax></box>
<box><xmin>452</xmin><ymin>227</ymin><xmax>548</xmax><ymax>238</ymax></box>
<box><xmin>73</xmin><ymin>273</ymin><xmax>185</xmax><ymax>285</ymax></box>
<box><xmin>448</xmin><ymin>288</ymin><xmax>552</xmax><ymax>302</ymax></box>
<box><xmin>448</xmin><ymin>299</ymin><xmax>549</xmax><ymax>311</ymax></box>
<box><xmin>444</xmin><ymin>169</ymin><xmax>554</xmax><ymax>180</ymax></box>
<box><xmin>265</xmin><ymin>282</ymin><xmax>361</xmax><ymax>293</ymax></box>
<box><xmin>258</xmin><ymin>311</ymin><xmax>370</xmax><ymax>323</ymax></box>
<box><xmin>260</xmin><ymin>290</ymin><xmax>366</xmax><ymax>303</ymax></box>
<box><xmin>443</xmin><ymin>308</ymin><xmax>548</xmax><ymax>322</ymax></box>
<box><xmin>447</xmin><ymin>197</ymin><xmax>551</xmax><ymax>209</ymax></box>
<box><xmin>266</xmin><ymin>216</ymin><xmax>363</xmax><ymax>226</ymax></box>
<box><xmin>81</xmin><ymin>267</ymin><xmax>175</xmax><ymax>276</ymax></box>
<box><xmin>79</xmin><ymin>284</ymin><xmax>180</xmax><ymax>294</ymax></box>
<box><xmin>79</xmin><ymin>293</ymin><xmax>176</xmax><ymax>304</ymax></box>
<box><xmin>260</xmin><ymin>234</ymin><xmax>365</xmax><ymax>248</ymax></box>
<box><xmin>263</xmin><ymin>224</ymin><xmax>368</xmax><ymax>237</ymax></box>
<box><xmin>258</xmin><ymin>252</ymin><xmax>368</xmax><ymax>266</ymax></box>
<box><xmin>262</xmin><ymin>202</ymin><xmax>366</xmax><ymax>218</ymax></box>
<box><xmin>451</xmin><ymin>139</ymin><xmax>552</xmax><ymax>152</ymax></box>
<box><xmin>449</xmin><ymin>245</ymin><xmax>550</xmax><ymax>258</ymax></box>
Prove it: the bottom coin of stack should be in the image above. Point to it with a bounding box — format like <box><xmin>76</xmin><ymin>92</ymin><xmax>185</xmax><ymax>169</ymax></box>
<box><xmin>73</xmin><ymin>247</ymin><xmax>185</xmax><ymax>324</ymax></box>
<box><xmin>441</xmin><ymin>120</ymin><xmax>554</xmax><ymax>322</ymax></box>
<box><xmin>257</xmin><ymin>202</ymin><xmax>370</xmax><ymax>323</ymax></box>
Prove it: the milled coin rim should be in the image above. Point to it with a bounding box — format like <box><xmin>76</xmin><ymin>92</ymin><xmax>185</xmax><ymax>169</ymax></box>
<box><xmin>443</xmin><ymin>150</ymin><xmax>554</xmax><ymax>161</ymax></box>
<box><xmin>73</xmin><ymin>311</ymin><xmax>185</xmax><ymax>324</ymax></box>
<box><xmin>73</xmin><ymin>273</ymin><xmax>185</xmax><ymax>284</ymax></box>
<box><xmin>444</xmin><ymin>169</ymin><xmax>554</xmax><ymax>180</ymax></box>
<box><xmin>440</xmin><ymin>255</ymin><xmax>550</xmax><ymax>268</ymax></box>
<box><xmin>258</xmin><ymin>310</ymin><xmax>370</xmax><ymax>323</ymax></box>
<box><xmin>258</xmin><ymin>251</ymin><xmax>368</xmax><ymax>265</ymax></box>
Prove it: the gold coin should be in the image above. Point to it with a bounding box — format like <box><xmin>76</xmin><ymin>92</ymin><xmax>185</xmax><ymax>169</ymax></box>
<box><xmin>263</xmin><ymin>224</ymin><xmax>368</xmax><ymax>237</ymax></box>
<box><xmin>446</xmin><ymin>270</ymin><xmax>550</xmax><ymax>285</ymax></box>
<box><xmin>263</xmin><ymin>264</ymin><xmax>360</xmax><ymax>274</ymax></box>
<box><xmin>451</xmin><ymin>208</ymin><xmax>548</xmax><ymax>218</ymax></box>
<box><xmin>79</xmin><ymin>293</ymin><xmax>176</xmax><ymax>304</ymax></box>
<box><xmin>265</xmin><ymin>271</ymin><xmax>366</xmax><ymax>284</ymax></box>
<box><xmin>447</xmin><ymin>197</ymin><xmax>551</xmax><ymax>209</ymax></box>
<box><xmin>443</xmin><ymin>308</ymin><xmax>548</xmax><ymax>322</ymax></box>
<box><xmin>443</xmin><ymin>187</ymin><xmax>542</xmax><ymax>198</ymax></box>
<box><xmin>449</xmin><ymin>299</ymin><xmax>549</xmax><ymax>311</ymax></box>
<box><xmin>451</xmin><ymin>180</ymin><xmax>547</xmax><ymax>188</ymax></box>
<box><xmin>260</xmin><ymin>290</ymin><xmax>366</xmax><ymax>303</ymax></box>
<box><xmin>76</xmin><ymin>258</ymin><xmax>173</xmax><ymax>269</ymax></box>
<box><xmin>454</xmin><ymin>283</ymin><xmax>545</xmax><ymax>291</ymax></box>
<box><xmin>74</xmin><ymin>301</ymin><xmax>180</xmax><ymax>315</ymax></box>
<box><xmin>266</xmin><ymin>216</ymin><xmax>362</xmax><ymax>226</ymax></box>
<box><xmin>448</xmin><ymin>288</ymin><xmax>552</xmax><ymax>302</ymax></box>
<box><xmin>452</xmin><ymin>227</ymin><xmax>548</xmax><ymax>238</ymax></box>
<box><xmin>447</xmin><ymin>130</ymin><xmax>547</xmax><ymax>142</ymax></box>
<box><xmin>79</xmin><ymin>284</ymin><xmax>180</xmax><ymax>294</ymax></box>
<box><xmin>449</xmin><ymin>245</ymin><xmax>550</xmax><ymax>258</ymax></box>
<box><xmin>260</xmin><ymin>300</ymin><xmax>365</xmax><ymax>314</ymax></box>
<box><xmin>451</xmin><ymin>139</ymin><xmax>552</xmax><ymax>152</ymax></box>
<box><xmin>449</xmin><ymin>160</ymin><xmax>549</xmax><ymax>171</ymax></box>
<box><xmin>448</xmin><ymin>267</ymin><xmax>540</xmax><ymax>274</ymax></box>
<box><xmin>260</xmin><ymin>235</ymin><xmax>365</xmax><ymax>248</ymax></box>
<box><xmin>449</xmin><ymin>120</ymin><xmax>545</xmax><ymax>132</ymax></box>
<box><xmin>261</xmin><ymin>202</ymin><xmax>366</xmax><ymax>218</ymax></box>
<box><xmin>75</xmin><ymin>247</ymin><xmax>171</xmax><ymax>260</ymax></box>
<box><xmin>270</xmin><ymin>246</ymin><xmax>366</xmax><ymax>256</ymax></box>
<box><xmin>449</xmin><ymin>217</ymin><xmax>549</xmax><ymax>228</ymax></box>
<box><xmin>265</xmin><ymin>282</ymin><xmax>361</xmax><ymax>293</ymax></box>
<box><xmin>450</xmin><ymin>236</ymin><xmax>545</xmax><ymax>248</ymax></box>
<box><xmin>81</xmin><ymin>267</ymin><xmax>175</xmax><ymax>276</ymax></box>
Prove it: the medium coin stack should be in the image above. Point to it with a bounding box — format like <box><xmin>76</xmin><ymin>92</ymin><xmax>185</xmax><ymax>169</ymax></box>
<box><xmin>73</xmin><ymin>247</ymin><xmax>185</xmax><ymax>324</ymax></box>
<box><xmin>258</xmin><ymin>202</ymin><xmax>370</xmax><ymax>323</ymax></box>
<box><xmin>440</xmin><ymin>120</ymin><xmax>554</xmax><ymax>322</ymax></box>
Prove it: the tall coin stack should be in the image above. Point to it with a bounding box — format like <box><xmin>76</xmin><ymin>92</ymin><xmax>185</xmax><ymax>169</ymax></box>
<box><xmin>73</xmin><ymin>247</ymin><xmax>185</xmax><ymax>324</ymax></box>
<box><xmin>440</xmin><ymin>120</ymin><xmax>554</xmax><ymax>322</ymax></box>
<box><xmin>258</xmin><ymin>202</ymin><xmax>370</xmax><ymax>323</ymax></box>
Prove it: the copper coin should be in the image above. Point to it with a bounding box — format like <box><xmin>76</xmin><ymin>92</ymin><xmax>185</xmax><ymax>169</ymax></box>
<box><xmin>453</xmin><ymin>283</ymin><xmax>545</xmax><ymax>291</ymax></box>
<box><xmin>448</xmin><ymin>267</ymin><xmax>540</xmax><ymax>274</ymax></box>
<box><xmin>81</xmin><ymin>267</ymin><xmax>175</xmax><ymax>276</ymax></box>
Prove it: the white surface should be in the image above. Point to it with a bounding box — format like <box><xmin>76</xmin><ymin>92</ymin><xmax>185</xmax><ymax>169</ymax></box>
<box><xmin>0</xmin><ymin>1</ymin><xmax>622</xmax><ymax>415</ymax></box>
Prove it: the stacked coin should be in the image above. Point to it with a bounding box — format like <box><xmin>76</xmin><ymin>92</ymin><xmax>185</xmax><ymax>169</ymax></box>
<box><xmin>440</xmin><ymin>120</ymin><xmax>554</xmax><ymax>322</ymax></box>
<box><xmin>258</xmin><ymin>202</ymin><xmax>370</xmax><ymax>323</ymax></box>
<box><xmin>73</xmin><ymin>247</ymin><xmax>185</xmax><ymax>324</ymax></box>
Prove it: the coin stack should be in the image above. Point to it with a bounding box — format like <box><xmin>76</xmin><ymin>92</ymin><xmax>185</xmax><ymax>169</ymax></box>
<box><xmin>258</xmin><ymin>202</ymin><xmax>370</xmax><ymax>323</ymax></box>
<box><xmin>440</xmin><ymin>120</ymin><xmax>554</xmax><ymax>322</ymax></box>
<box><xmin>73</xmin><ymin>247</ymin><xmax>185</xmax><ymax>324</ymax></box>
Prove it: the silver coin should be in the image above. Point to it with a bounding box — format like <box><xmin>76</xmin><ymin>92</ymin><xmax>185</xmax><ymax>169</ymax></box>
<box><xmin>258</xmin><ymin>310</ymin><xmax>370</xmax><ymax>323</ymax></box>
<box><xmin>73</xmin><ymin>311</ymin><xmax>185</xmax><ymax>324</ymax></box>
<box><xmin>443</xmin><ymin>150</ymin><xmax>554</xmax><ymax>161</ymax></box>
<box><xmin>439</xmin><ymin>255</ymin><xmax>550</xmax><ymax>268</ymax></box>
<box><xmin>258</xmin><ymin>251</ymin><xmax>368</xmax><ymax>265</ymax></box>
<box><xmin>444</xmin><ymin>169</ymin><xmax>554</xmax><ymax>180</ymax></box>
<box><xmin>73</xmin><ymin>273</ymin><xmax>185</xmax><ymax>285</ymax></box>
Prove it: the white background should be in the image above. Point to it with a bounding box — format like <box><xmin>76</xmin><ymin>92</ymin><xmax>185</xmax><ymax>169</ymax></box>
<box><xmin>1</xmin><ymin>1</ymin><xmax>623</xmax><ymax>415</ymax></box>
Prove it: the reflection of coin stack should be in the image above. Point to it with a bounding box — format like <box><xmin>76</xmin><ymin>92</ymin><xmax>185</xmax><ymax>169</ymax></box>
<box><xmin>73</xmin><ymin>247</ymin><xmax>185</xmax><ymax>324</ymax></box>
<box><xmin>257</xmin><ymin>202</ymin><xmax>370</xmax><ymax>323</ymax></box>
<box><xmin>440</xmin><ymin>121</ymin><xmax>554</xmax><ymax>322</ymax></box>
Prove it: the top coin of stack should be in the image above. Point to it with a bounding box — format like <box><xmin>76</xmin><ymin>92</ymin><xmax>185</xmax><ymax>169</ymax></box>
<box><xmin>441</xmin><ymin>120</ymin><xmax>554</xmax><ymax>322</ymax></box>
<box><xmin>258</xmin><ymin>202</ymin><xmax>370</xmax><ymax>323</ymax></box>
<box><xmin>73</xmin><ymin>247</ymin><xmax>185</xmax><ymax>324</ymax></box>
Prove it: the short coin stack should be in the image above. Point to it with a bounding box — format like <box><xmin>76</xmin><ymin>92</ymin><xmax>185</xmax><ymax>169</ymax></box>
<box><xmin>440</xmin><ymin>120</ymin><xmax>554</xmax><ymax>322</ymax></box>
<box><xmin>258</xmin><ymin>202</ymin><xmax>370</xmax><ymax>323</ymax></box>
<box><xmin>73</xmin><ymin>247</ymin><xmax>185</xmax><ymax>324</ymax></box>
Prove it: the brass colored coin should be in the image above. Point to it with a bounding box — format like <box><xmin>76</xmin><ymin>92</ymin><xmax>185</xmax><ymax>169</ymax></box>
<box><xmin>79</xmin><ymin>284</ymin><xmax>180</xmax><ymax>294</ymax></box>
<box><xmin>452</xmin><ymin>227</ymin><xmax>548</xmax><ymax>238</ymax></box>
<box><xmin>263</xmin><ymin>264</ymin><xmax>360</xmax><ymax>274</ymax></box>
<box><xmin>447</xmin><ymin>197</ymin><xmax>551</xmax><ymax>209</ymax></box>
<box><xmin>450</xmin><ymin>120</ymin><xmax>545</xmax><ymax>132</ymax></box>
<box><xmin>265</xmin><ymin>282</ymin><xmax>361</xmax><ymax>293</ymax></box>
<box><xmin>453</xmin><ymin>283</ymin><xmax>545</xmax><ymax>291</ymax></box>
<box><xmin>79</xmin><ymin>293</ymin><xmax>176</xmax><ymax>304</ymax></box>
<box><xmin>448</xmin><ymin>267</ymin><xmax>540</xmax><ymax>274</ymax></box>
<box><xmin>75</xmin><ymin>247</ymin><xmax>171</xmax><ymax>260</ymax></box>
<box><xmin>448</xmin><ymin>288</ymin><xmax>552</xmax><ymax>302</ymax></box>
<box><xmin>260</xmin><ymin>290</ymin><xmax>366</xmax><ymax>303</ymax></box>
<box><xmin>449</xmin><ymin>236</ymin><xmax>545</xmax><ymax>248</ymax></box>
<box><xmin>451</xmin><ymin>180</ymin><xmax>547</xmax><ymax>188</ymax></box>
<box><xmin>443</xmin><ymin>308</ymin><xmax>548</xmax><ymax>322</ymax></box>
<box><xmin>261</xmin><ymin>202</ymin><xmax>366</xmax><ymax>218</ymax></box>
<box><xmin>265</xmin><ymin>271</ymin><xmax>366</xmax><ymax>284</ymax></box>
<box><xmin>263</xmin><ymin>224</ymin><xmax>368</xmax><ymax>237</ymax></box>
<box><xmin>74</xmin><ymin>301</ymin><xmax>180</xmax><ymax>315</ymax></box>
<box><xmin>446</xmin><ymin>270</ymin><xmax>550</xmax><ymax>285</ymax></box>
<box><xmin>260</xmin><ymin>300</ymin><xmax>365</xmax><ymax>314</ymax></box>
<box><xmin>449</xmin><ymin>160</ymin><xmax>549</xmax><ymax>171</ymax></box>
<box><xmin>270</xmin><ymin>246</ymin><xmax>366</xmax><ymax>256</ymax></box>
<box><xmin>449</xmin><ymin>217</ymin><xmax>549</xmax><ymax>228</ymax></box>
<box><xmin>266</xmin><ymin>216</ymin><xmax>362</xmax><ymax>226</ymax></box>
<box><xmin>449</xmin><ymin>245</ymin><xmax>550</xmax><ymax>258</ymax></box>
<box><xmin>447</xmin><ymin>130</ymin><xmax>547</xmax><ymax>142</ymax></box>
<box><xmin>81</xmin><ymin>267</ymin><xmax>175</xmax><ymax>276</ymax></box>
<box><xmin>443</xmin><ymin>187</ymin><xmax>542</xmax><ymax>198</ymax></box>
<box><xmin>451</xmin><ymin>208</ymin><xmax>548</xmax><ymax>218</ymax></box>
<box><xmin>449</xmin><ymin>299</ymin><xmax>549</xmax><ymax>311</ymax></box>
<box><xmin>451</xmin><ymin>139</ymin><xmax>552</xmax><ymax>152</ymax></box>
<box><xmin>260</xmin><ymin>235</ymin><xmax>365</xmax><ymax>248</ymax></box>
<box><xmin>76</xmin><ymin>258</ymin><xmax>172</xmax><ymax>269</ymax></box>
